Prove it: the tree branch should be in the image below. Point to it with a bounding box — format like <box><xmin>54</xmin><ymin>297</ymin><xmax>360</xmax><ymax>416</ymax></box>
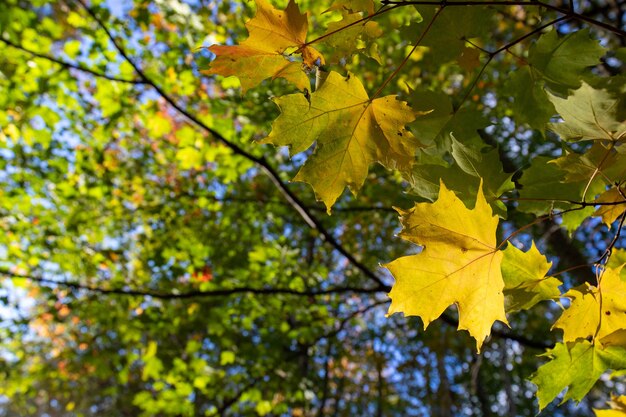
<box><xmin>0</xmin><ymin>268</ymin><xmax>388</xmax><ymax>299</ymax></box>
<box><xmin>0</xmin><ymin>36</ymin><xmax>146</xmax><ymax>84</ymax></box>
<box><xmin>72</xmin><ymin>0</ymin><xmax>389</xmax><ymax>290</ymax></box>
<box><xmin>382</xmin><ymin>0</ymin><xmax>626</xmax><ymax>37</ymax></box>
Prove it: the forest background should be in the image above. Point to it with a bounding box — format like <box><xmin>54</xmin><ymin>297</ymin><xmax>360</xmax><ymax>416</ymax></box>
<box><xmin>0</xmin><ymin>0</ymin><xmax>626</xmax><ymax>416</ymax></box>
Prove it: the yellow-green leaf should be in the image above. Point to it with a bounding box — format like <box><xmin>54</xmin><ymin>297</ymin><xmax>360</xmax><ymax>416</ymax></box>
<box><xmin>553</xmin><ymin>267</ymin><xmax>626</xmax><ymax>345</ymax></box>
<box><xmin>262</xmin><ymin>71</ymin><xmax>421</xmax><ymax>210</ymax></box>
<box><xmin>531</xmin><ymin>341</ymin><xmax>626</xmax><ymax>410</ymax></box>
<box><xmin>384</xmin><ymin>181</ymin><xmax>507</xmax><ymax>352</ymax></box>
<box><xmin>501</xmin><ymin>242</ymin><xmax>559</xmax><ymax>312</ymax></box>
<box><xmin>549</xmin><ymin>83</ymin><xmax>626</xmax><ymax>142</ymax></box>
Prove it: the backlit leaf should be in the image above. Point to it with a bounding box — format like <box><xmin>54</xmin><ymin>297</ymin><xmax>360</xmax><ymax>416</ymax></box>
<box><xmin>531</xmin><ymin>341</ymin><xmax>626</xmax><ymax>410</ymax></box>
<box><xmin>595</xmin><ymin>187</ymin><xmax>626</xmax><ymax>227</ymax></box>
<box><xmin>205</xmin><ymin>0</ymin><xmax>323</xmax><ymax>92</ymax></box>
<box><xmin>553</xmin><ymin>267</ymin><xmax>626</xmax><ymax>345</ymax></box>
<box><xmin>549</xmin><ymin>83</ymin><xmax>626</xmax><ymax>142</ymax></box>
<box><xmin>261</xmin><ymin>71</ymin><xmax>421</xmax><ymax>209</ymax></box>
<box><xmin>529</xmin><ymin>28</ymin><xmax>605</xmax><ymax>92</ymax></box>
<box><xmin>385</xmin><ymin>182</ymin><xmax>507</xmax><ymax>351</ymax></box>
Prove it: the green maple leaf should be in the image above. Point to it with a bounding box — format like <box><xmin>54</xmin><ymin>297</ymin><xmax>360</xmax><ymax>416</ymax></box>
<box><xmin>552</xmin><ymin>143</ymin><xmax>626</xmax><ymax>185</ymax></box>
<box><xmin>519</xmin><ymin>143</ymin><xmax>626</xmax><ymax>231</ymax></box>
<box><xmin>408</xmin><ymin>138</ymin><xmax>513</xmax><ymax>217</ymax></box>
<box><xmin>517</xmin><ymin>156</ymin><xmax>586</xmax><ymax>213</ymax></box>
<box><xmin>531</xmin><ymin>341</ymin><xmax>626</xmax><ymax>410</ymax></box>
<box><xmin>549</xmin><ymin>83</ymin><xmax>626</xmax><ymax>142</ymax></box>
<box><xmin>504</xmin><ymin>66</ymin><xmax>555</xmax><ymax>129</ymax></box>
<box><xmin>385</xmin><ymin>182</ymin><xmax>508</xmax><ymax>352</ymax></box>
<box><xmin>517</xmin><ymin>154</ymin><xmax>606</xmax><ymax>232</ymax></box>
<box><xmin>409</xmin><ymin>90</ymin><xmax>488</xmax><ymax>150</ymax></box>
<box><xmin>261</xmin><ymin>71</ymin><xmax>421</xmax><ymax>210</ymax></box>
<box><xmin>405</xmin><ymin>6</ymin><xmax>495</xmax><ymax>64</ymax></box>
<box><xmin>501</xmin><ymin>242</ymin><xmax>559</xmax><ymax>313</ymax></box>
<box><xmin>450</xmin><ymin>137</ymin><xmax>513</xmax><ymax>212</ymax></box>
<box><xmin>529</xmin><ymin>28</ymin><xmax>605</xmax><ymax>93</ymax></box>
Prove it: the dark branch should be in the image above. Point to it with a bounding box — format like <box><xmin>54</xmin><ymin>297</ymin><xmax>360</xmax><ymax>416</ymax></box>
<box><xmin>0</xmin><ymin>36</ymin><xmax>146</xmax><ymax>84</ymax></box>
<box><xmin>381</xmin><ymin>0</ymin><xmax>626</xmax><ymax>37</ymax></box>
<box><xmin>0</xmin><ymin>268</ymin><xmax>388</xmax><ymax>299</ymax></box>
<box><xmin>72</xmin><ymin>0</ymin><xmax>390</xmax><ymax>290</ymax></box>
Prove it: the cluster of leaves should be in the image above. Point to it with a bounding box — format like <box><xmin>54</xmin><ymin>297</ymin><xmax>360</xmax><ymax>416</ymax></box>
<box><xmin>0</xmin><ymin>0</ymin><xmax>625</xmax><ymax>416</ymax></box>
<box><xmin>206</xmin><ymin>0</ymin><xmax>626</xmax><ymax>413</ymax></box>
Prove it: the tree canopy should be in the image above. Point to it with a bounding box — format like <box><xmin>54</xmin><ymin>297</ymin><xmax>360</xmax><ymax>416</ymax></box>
<box><xmin>0</xmin><ymin>0</ymin><xmax>625</xmax><ymax>416</ymax></box>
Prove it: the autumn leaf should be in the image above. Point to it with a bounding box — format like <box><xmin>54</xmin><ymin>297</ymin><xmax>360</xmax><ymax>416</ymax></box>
<box><xmin>553</xmin><ymin>267</ymin><xmax>626</xmax><ymax>345</ymax></box>
<box><xmin>261</xmin><ymin>71</ymin><xmax>421</xmax><ymax>210</ymax></box>
<box><xmin>384</xmin><ymin>181</ymin><xmax>507</xmax><ymax>352</ymax></box>
<box><xmin>204</xmin><ymin>0</ymin><xmax>324</xmax><ymax>92</ymax></box>
<box><xmin>595</xmin><ymin>187</ymin><xmax>626</xmax><ymax>227</ymax></box>
<box><xmin>531</xmin><ymin>341</ymin><xmax>626</xmax><ymax>410</ymax></box>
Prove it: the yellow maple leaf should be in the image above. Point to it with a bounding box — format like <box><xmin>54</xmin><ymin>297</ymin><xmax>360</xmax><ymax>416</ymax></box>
<box><xmin>594</xmin><ymin>187</ymin><xmax>626</xmax><ymax>227</ymax></box>
<box><xmin>205</xmin><ymin>0</ymin><xmax>323</xmax><ymax>92</ymax></box>
<box><xmin>384</xmin><ymin>181</ymin><xmax>508</xmax><ymax>352</ymax></box>
<box><xmin>261</xmin><ymin>71</ymin><xmax>421</xmax><ymax>210</ymax></box>
<box><xmin>553</xmin><ymin>267</ymin><xmax>626</xmax><ymax>346</ymax></box>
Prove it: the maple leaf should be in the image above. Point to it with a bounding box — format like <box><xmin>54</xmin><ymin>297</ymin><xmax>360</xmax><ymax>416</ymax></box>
<box><xmin>529</xmin><ymin>28</ymin><xmax>605</xmax><ymax>92</ymax></box>
<box><xmin>595</xmin><ymin>187</ymin><xmax>626</xmax><ymax>227</ymax></box>
<box><xmin>384</xmin><ymin>181</ymin><xmax>507</xmax><ymax>352</ymax></box>
<box><xmin>501</xmin><ymin>242</ymin><xmax>560</xmax><ymax>313</ymax></box>
<box><xmin>531</xmin><ymin>341</ymin><xmax>626</xmax><ymax>410</ymax></box>
<box><xmin>553</xmin><ymin>267</ymin><xmax>626</xmax><ymax>345</ymax></box>
<box><xmin>204</xmin><ymin>0</ymin><xmax>323</xmax><ymax>92</ymax></box>
<box><xmin>261</xmin><ymin>71</ymin><xmax>421</xmax><ymax>210</ymax></box>
<box><xmin>504</xmin><ymin>66</ymin><xmax>555</xmax><ymax>129</ymax></box>
<box><xmin>549</xmin><ymin>83</ymin><xmax>626</xmax><ymax>142</ymax></box>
